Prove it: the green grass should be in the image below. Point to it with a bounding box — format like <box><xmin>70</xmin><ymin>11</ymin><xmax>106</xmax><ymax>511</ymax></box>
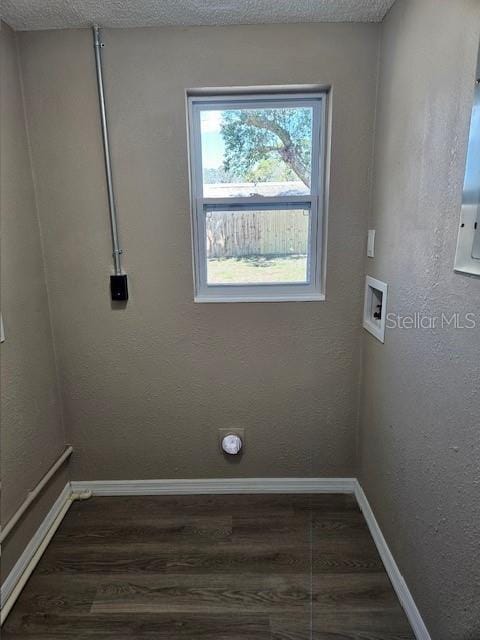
<box><xmin>207</xmin><ymin>254</ymin><xmax>308</xmax><ymax>284</ymax></box>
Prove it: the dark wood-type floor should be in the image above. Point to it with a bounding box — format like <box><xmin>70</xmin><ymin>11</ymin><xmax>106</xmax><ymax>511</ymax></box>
<box><xmin>3</xmin><ymin>494</ymin><xmax>414</xmax><ymax>639</ymax></box>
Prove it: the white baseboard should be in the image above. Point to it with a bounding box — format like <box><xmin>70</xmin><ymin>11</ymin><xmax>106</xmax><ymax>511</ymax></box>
<box><xmin>354</xmin><ymin>481</ymin><xmax>431</xmax><ymax>640</ymax></box>
<box><xmin>0</xmin><ymin>482</ymin><xmax>71</xmax><ymax>608</ymax></box>
<box><xmin>70</xmin><ymin>477</ymin><xmax>357</xmax><ymax>496</ymax></box>
<box><xmin>1</xmin><ymin>476</ymin><xmax>430</xmax><ymax>640</ymax></box>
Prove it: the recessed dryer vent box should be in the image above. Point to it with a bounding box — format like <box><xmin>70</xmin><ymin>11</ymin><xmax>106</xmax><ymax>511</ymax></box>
<box><xmin>363</xmin><ymin>276</ymin><xmax>388</xmax><ymax>343</ymax></box>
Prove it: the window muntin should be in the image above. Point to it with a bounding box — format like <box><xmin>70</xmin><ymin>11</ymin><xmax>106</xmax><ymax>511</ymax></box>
<box><xmin>188</xmin><ymin>92</ymin><xmax>326</xmax><ymax>302</ymax></box>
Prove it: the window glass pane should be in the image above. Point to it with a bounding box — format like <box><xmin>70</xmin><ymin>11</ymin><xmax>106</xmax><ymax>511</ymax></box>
<box><xmin>200</xmin><ymin>106</ymin><xmax>313</xmax><ymax>198</ymax></box>
<box><xmin>206</xmin><ymin>207</ymin><xmax>310</xmax><ymax>285</ymax></box>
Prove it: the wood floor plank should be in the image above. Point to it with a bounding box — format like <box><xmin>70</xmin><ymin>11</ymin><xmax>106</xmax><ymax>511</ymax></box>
<box><xmin>312</xmin><ymin>510</ymin><xmax>371</xmax><ymax>538</ymax></box>
<box><xmin>312</xmin><ymin>536</ymin><xmax>384</xmax><ymax>573</ymax></box>
<box><xmin>312</xmin><ymin>609</ymin><xmax>414</xmax><ymax>634</ymax></box>
<box><xmin>271</xmin><ymin>610</ymin><xmax>414</xmax><ymax>640</ymax></box>
<box><xmin>2</xmin><ymin>612</ymin><xmax>271</xmax><ymax>639</ymax></box>
<box><xmin>4</xmin><ymin>575</ymin><xmax>97</xmax><ymax>616</ymax></box>
<box><xmin>298</xmin><ymin>494</ymin><xmax>358</xmax><ymax>511</ymax></box>
<box><xmin>91</xmin><ymin>573</ymin><xmax>310</xmax><ymax>614</ymax></box>
<box><xmin>55</xmin><ymin>515</ymin><xmax>233</xmax><ymax>544</ymax></box>
<box><xmin>36</xmin><ymin>542</ymin><xmax>311</xmax><ymax>576</ymax></box>
<box><xmin>312</xmin><ymin>572</ymin><xmax>408</xmax><ymax>611</ymax></box>
<box><xmin>65</xmin><ymin>495</ymin><xmax>297</xmax><ymax>517</ymax></box>
<box><xmin>231</xmin><ymin>514</ymin><xmax>310</xmax><ymax>546</ymax></box>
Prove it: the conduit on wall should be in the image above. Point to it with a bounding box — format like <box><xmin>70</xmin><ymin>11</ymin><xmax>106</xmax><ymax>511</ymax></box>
<box><xmin>92</xmin><ymin>25</ymin><xmax>128</xmax><ymax>301</ymax></box>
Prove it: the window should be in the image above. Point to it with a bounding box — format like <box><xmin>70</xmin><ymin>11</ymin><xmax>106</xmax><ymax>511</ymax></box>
<box><xmin>187</xmin><ymin>91</ymin><xmax>328</xmax><ymax>302</ymax></box>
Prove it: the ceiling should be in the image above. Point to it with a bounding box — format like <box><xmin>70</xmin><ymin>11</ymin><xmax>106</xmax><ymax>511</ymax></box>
<box><xmin>2</xmin><ymin>0</ymin><xmax>396</xmax><ymax>31</ymax></box>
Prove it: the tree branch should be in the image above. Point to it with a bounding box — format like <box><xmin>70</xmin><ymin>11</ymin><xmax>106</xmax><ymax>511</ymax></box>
<box><xmin>244</xmin><ymin>114</ymin><xmax>310</xmax><ymax>187</ymax></box>
<box><xmin>244</xmin><ymin>115</ymin><xmax>293</xmax><ymax>149</ymax></box>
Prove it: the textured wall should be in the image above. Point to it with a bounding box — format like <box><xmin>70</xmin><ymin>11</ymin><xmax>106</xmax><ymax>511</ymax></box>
<box><xmin>0</xmin><ymin>22</ymin><xmax>67</xmax><ymax>578</ymax></box>
<box><xmin>18</xmin><ymin>23</ymin><xmax>379</xmax><ymax>480</ymax></box>
<box><xmin>359</xmin><ymin>1</ymin><xmax>480</xmax><ymax>638</ymax></box>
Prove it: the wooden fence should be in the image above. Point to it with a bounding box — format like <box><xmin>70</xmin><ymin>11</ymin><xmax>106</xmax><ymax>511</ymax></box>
<box><xmin>206</xmin><ymin>209</ymin><xmax>309</xmax><ymax>258</ymax></box>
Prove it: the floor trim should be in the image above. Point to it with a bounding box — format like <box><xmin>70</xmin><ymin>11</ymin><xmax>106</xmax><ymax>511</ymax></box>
<box><xmin>70</xmin><ymin>477</ymin><xmax>357</xmax><ymax>495</ymax></box>
<box><xmin>354</xmin><ymin>481</ymin><xmax>431</xmax><ymax>640</ymax></box>
<box><xmin>0</xmin><ymin>482</ymin><xmax>71</xmax><ymax>609</ymax></box>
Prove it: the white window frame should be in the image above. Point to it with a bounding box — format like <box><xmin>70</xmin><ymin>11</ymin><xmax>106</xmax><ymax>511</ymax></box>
<box><xmin>187</xmin><ymin>91</ymin><xmax>328</xmax><ymax>302</ymax></box>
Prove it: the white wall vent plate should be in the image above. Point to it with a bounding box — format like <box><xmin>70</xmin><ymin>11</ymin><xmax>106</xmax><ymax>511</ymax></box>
<box><xmin>363</xmin><ymin>276</ymin><xmax>388</xmax><ymax>343</ymax></box>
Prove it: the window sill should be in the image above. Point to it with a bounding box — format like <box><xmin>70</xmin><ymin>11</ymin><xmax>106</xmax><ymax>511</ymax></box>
<box><xmin>194</xmin><ymin>293</ymin><xmax>326</xmax><ymax>303</ymax></box>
